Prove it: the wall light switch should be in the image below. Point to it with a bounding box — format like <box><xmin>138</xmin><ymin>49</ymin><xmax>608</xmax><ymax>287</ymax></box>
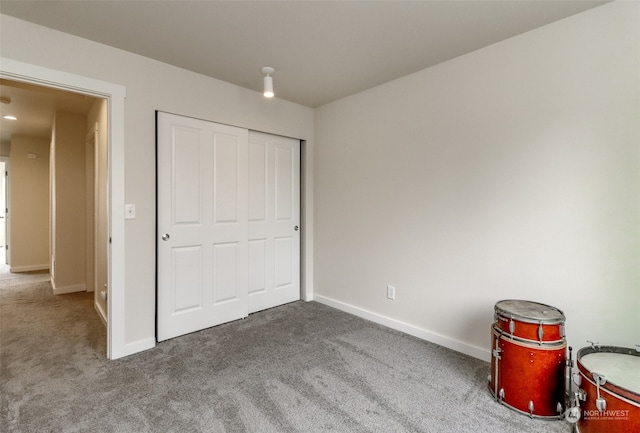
<box><xmin>125</xmin><ymin>204</ymin><xmax>136</xmax><ymax>219</ymax></box>
<box><xmin>387</xmin><ymin>285</ymin><xmax>396</xmax><ymax>300</ymax></box>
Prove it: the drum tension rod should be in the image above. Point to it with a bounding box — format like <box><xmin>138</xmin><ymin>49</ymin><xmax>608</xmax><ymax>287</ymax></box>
<box><xmin>592</xmin><ymin>373</ymin><xmax>607</xmax><ymax>412</ymax></box>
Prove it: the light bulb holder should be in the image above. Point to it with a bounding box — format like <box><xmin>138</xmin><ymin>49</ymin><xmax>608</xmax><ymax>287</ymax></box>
<box><xmin>263</xmin><ymin>76</ymin><xmax>274</xmax><ymax>98</ymax></box>
<box><xmin>261</xmin><ymin>67</ymin><xmax>275</xmax><ymax>98</ymax></box>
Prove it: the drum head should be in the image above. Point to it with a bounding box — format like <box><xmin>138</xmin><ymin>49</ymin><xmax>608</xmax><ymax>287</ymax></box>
<box><xmin>495</xmin><ymin>299</ymin><xmax>565</xmax><ymax>323</ymax></box>
<box><xmin>580</xmin><ymin>350</ymin><xmax>640</xmax><ymax>395</ymax></box>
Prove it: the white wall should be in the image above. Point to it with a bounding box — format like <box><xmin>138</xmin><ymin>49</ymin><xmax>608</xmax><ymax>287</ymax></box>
<box><xmin>0</xmin><ymin>142</ymin><xmax>10</xmax><ymax>157</ymax></box>
<box><xmin>8</xmin><ymin>135</ymin><xmax>50</xmax><ymax>271</ymax></box>
<box><xmin>314</xmin><ymin>2</ymin><xmax>639</xmax><ymax>360</ymax></box>
<box><xmin>0</xmin><ymin>14</ymin><xmax>314</xmax><ymax>354</ymax></box>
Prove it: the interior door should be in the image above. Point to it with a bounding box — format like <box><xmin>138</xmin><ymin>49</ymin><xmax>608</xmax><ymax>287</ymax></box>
<box><xmin>157</xmin><ymin>112</ymin><xmax>249</xmax><ymax>341</ymax></box>
<box><xmin>247</xmin><ymin>131</ymin><xmax>300</xmax><ymax>313</ymax></box>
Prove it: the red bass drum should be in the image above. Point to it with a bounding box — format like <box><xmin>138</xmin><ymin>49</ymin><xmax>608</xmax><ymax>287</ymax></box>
<box><xmin>489</xmin><ymin>325</ymin><xmax>566</xmax><ymax>418</ymax></box>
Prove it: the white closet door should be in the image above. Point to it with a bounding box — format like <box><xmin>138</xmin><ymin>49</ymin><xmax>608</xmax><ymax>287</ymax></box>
<box><xmin>247</xmin><ymin>131</ymin><xmax>300</xmax><ymax>313</ymax></box>
<box><xmin>157</xmin><ymin>112</ymin><xmax>248</xmax><ymax>341</ymax></box>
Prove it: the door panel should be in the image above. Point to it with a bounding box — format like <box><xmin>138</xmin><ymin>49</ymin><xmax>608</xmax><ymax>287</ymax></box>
<box><xmin>213</xmin><ymin>241</ymin><xmax>240</xmax><ymax>303</ymax></box>
<box><xmin>172</xmin><ymin>246</ymin><xmax>203</xmax><ymax>312</ymax></box>
<box><xmin>275</xmin><ymin>236</ymin><xmax>293</xmax><ymax>288</ymax></box>
<box><xmin>275</xmin><ymin>144</ymin><xmax>294</xmax><ymax>220</ymax></box>
<box><xmin>248</xmin><ymin>141</ymin><xmax>267</xmax><ymax>222</ymax></box>
<box><xmin>157</xmin><ymin>112</ymin><xmax>248</xmax><ymax>341</ymax></box>
<box><xmin>247</xmin><ymin>131</ymin><xmax>300</xmax><ymax>314</ymax></box>
<box><xmin>213</xmin><ymin>135</ymin><xmax>240</xmax><ymax>223</ymax></box>
<box><xmin>248</xmin><ymin>239</ymin><xmax>267</xmax><ymax>294</ymax></box>
<box><xmin>173</xmin><ymin>126</ymin><xmax>202</xmax><ymax>224</ymax></box>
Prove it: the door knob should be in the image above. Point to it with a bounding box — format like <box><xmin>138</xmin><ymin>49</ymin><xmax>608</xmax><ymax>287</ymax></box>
<box><xmin>162</xmin><ymin>233</ymin><xmax>170</xmax><ymax>241</ymax></box>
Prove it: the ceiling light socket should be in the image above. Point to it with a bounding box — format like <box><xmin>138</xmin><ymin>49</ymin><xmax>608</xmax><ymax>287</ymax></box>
<box><xmin>262</xmin><ymin>67</ymin><xmax>275</xmax><ymax>98</ymax></box>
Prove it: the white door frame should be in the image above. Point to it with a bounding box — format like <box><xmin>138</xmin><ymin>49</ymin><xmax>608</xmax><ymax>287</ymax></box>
<box><xmin>0</xmin><ymin>57</ymin><xmax>127</xmax><ymax>359</ymax></box>
<box><xmin>0</xmin><ymin>158</ymin><xmax>8</xmax><ymax>265</ymax></box>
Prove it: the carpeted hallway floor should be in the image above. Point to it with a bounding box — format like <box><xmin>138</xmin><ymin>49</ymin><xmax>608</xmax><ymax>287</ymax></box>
<box><xmin>0</xmin><ymin>269</ymin><xmax>573</xmax><ymax>433</ymax></box>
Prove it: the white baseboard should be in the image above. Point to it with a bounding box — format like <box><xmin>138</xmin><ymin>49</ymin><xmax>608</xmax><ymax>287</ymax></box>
<box><xmin>9</xmin><ymin>264</ymin><xmax>49</xmax><ymax>273</ymax></box>
<box><xmin>314</xmin><ymin>294</ymin><xmax>491</xmax><ymax>362</ymax></box>
<box><xmin>94</xmin><ymin>300</ymin><xmax>107</xmax><ymax>327</ymax></box>
<box><xmin>52</xmin><ymin>283</ymin><xmax>86</xmax><ymax>295</ymax></box>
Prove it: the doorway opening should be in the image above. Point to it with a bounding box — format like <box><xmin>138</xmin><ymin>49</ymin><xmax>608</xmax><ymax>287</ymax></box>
<box><xmin>1</xmin><ymin>58</ymin><xmax>127</xmax><ymax>359</ymax></box>
<box><xmin>0</xmin><ymin>77</ymin><xmax>108</xmax><ymax>347</ymax></box>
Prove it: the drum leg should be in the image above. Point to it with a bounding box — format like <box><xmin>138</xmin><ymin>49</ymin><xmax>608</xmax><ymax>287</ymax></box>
<box><xmin>564</xmin><ymin>375</ymin><xmax>583</xmax><ymax>425</ymax></box>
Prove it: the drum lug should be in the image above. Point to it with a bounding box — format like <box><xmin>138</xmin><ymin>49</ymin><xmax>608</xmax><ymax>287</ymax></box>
<box><xmin>509</xmin><ymin>318</ymin><xmax>515</xmax><ymax>336</ymax></box>
<box><xmin>587</xmin><ymin>340</ymin><xmax>600</xmax><ymax>350</ymax></box>
<box><xmin>528</xmin><ymin>400</ymin><xmax>534</xmax><ymax>418</ymax></box>
<box><xmin>499</xmin><ymin>388</ymin><xmax>505</xmax><ymax>401</ymax></box>
<box><xmin>556</xmin><ymin>402</ymin><xmax>563</xmax><ymax>414</ymax></box>
<box><xmin>560</xmin><ymin>324</ymin><xmax>565</xmax><ymax>338</ymax></box>
<box><xmin>592</xmin><ymin>373</ymin><xmax>607</xmax><ymax>411</ymax></box>
<box><xmin>538</xmin><ymin>322</ymin><xmax>544</xmax><ymax>344</ymax></box>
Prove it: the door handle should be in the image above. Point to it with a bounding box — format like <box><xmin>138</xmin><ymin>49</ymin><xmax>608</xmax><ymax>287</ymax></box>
<box><xmin>294</xmin><ymin>226</ymin><xmax>299</xmax><ymax>231</ymax></box>
<box><xmin>162</xmin><ymin>234</ymin><xmax>170</xmax><ymax>241</ymax></box>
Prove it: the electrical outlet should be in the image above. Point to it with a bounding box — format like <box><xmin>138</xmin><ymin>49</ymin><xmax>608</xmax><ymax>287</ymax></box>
<box><xmin>387</xmin><ymin>285</ymin><xmax>396</xmax><ymax>300</ymax></box>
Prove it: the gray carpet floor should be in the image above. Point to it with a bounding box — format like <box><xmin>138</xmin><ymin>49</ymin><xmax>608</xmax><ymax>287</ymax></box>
<box><xmin>0</xmin><ymin>269</ymin><xmax>573</xmax><ymax>433</ymax></box>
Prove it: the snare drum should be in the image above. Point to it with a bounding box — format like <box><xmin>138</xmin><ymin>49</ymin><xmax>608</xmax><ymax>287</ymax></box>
<box><xmin>490</xmin><ymin>325</ymin><xmax>566</xmax><ymax>418</ymax></box>
<box><xmin>575</xmin><ymin>346</ymin><xmax>640</xmax><ymax>433</ymax></box>
<box><xmin>494</xmin><ymin>299</ymin><xmax>565</xmax><ymax>344</ymax></box>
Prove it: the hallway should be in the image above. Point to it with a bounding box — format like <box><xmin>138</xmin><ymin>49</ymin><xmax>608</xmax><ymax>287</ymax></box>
<box><xmin>0</xmin><ymin>259</ymin><xmax>106</xmax><ymax>432</ymax></box>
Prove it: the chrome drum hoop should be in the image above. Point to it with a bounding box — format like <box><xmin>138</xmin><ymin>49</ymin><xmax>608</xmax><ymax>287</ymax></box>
<box><xmin>494</xmin><ymin>299</ymin><xmax>566</xmax><ymax>326</ymax></box>
<box><xmin>492</xmin><ymin>323</ymin><xmax>566</xmax><ymax>346</ymax></box>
